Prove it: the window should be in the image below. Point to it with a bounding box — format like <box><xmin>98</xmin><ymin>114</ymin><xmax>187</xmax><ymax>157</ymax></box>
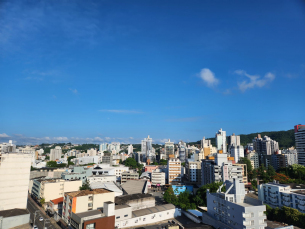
<box><xmin>251</xmin><ymin>220</ymin><xmax>255</xmax><ymax>225</ymax></box>
<box><xmin>86</xmin><ymin>223</ymin><xmax>95</xmax><ymax>229</ymax></box>
<box><xmin>124</xmin><ymin>215</ymin><xmax>128</xmax><ymax>217</ymax></box>
<box><xmin>116</xmin><ymin>216</ymin><xmax>120</xmax><ymax>219</ymax></box>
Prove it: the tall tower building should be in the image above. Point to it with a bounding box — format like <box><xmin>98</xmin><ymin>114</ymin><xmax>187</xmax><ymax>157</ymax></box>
<box><xmin>165</xmin><ymin>139</ymin><xmax>174</xmax><ymax>159</ymax></box>
<box><xmin>141</xmin><ymin>135</ymin><xmax>152</xmax><ymax>159</ymax></box>
<box><xmin>50</xmin><ymin>146</ymin><xmax>62</xmax><ymax>161</ymax></box>
<box><xmin>295</xmin><ymin>125</ymin><xmax>305</xmax><ymax>166</ymax></box>
<box><xmin>216</xmin><ymin>128</ymin><xmax>227</xmax><ymax>154</ymax></box>
<box><xmin>0</xmin><ymin>141</ymin><xmax>32</xmax><ymax>210</ymax></box>
<box><xmin>229</xmin><ymin>133</ymin><xmax>240</xmax><ymax>146</ymax></box>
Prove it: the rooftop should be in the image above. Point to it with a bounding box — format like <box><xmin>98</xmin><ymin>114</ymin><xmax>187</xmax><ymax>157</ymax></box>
<box><xmin>66</xmin><ymin>188</ymin><xmax>111</xmax><ymax>197</ymax></box>
<box><xmin>115</xmin><ymin>205</ymin><xmax>131</xmax><ymax>210</ymax></box>
<box><xmin>50</xmin><ymin>197</ymin><xmax>64</xmax><ymax>205</ymax></box>
<box><xmin>132</xmin><ymin>204</ymin><xmax>175</xmax><ymax>217</ymax></box>
<box><xmin>0</xmin><ymin>209</ymin><xmax>29</xmax><ymax>218</ymax></box>
<box><xmin>115</xmin><ymin>193</ymin><xmax>153</xmax><ymax>205</ymax></box>
<box><xmin>75</xmin><ymin>209</ymin><xmax>105</xmax><ymax>219</ymax></box>
<box><xmin>293</xmin><ymin>190</ymin><xmax>305</xmax><ymax>196</ymax></box>
<box><xmin>121</xmin><ymin>180</ymin><xmax>147</xmax><ymax>195</ymax></box>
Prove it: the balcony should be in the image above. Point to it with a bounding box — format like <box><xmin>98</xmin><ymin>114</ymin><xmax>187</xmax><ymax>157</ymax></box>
<box><xmin>242</xmin><ymin>213</ymin><xmax>251</xmax><ymax>218</ymax></box>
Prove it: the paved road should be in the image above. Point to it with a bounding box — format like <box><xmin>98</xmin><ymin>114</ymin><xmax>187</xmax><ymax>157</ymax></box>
<box><xmin>27</xmin><ymin>199</ymin><xmax>57</xmax><ymax>229</ymax></box>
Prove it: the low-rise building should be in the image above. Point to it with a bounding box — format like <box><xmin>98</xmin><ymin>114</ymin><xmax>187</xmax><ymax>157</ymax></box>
<box><xmin>203</xmin><ymin>179</ymin><xmax>267</xmax><ymax>229</ymax></box>
<box><xmin>47</xmin><ymin>197</ymin><xmax>64</xmax><ymax>221</ymax></box>
<box><xmin>87</xmin><ymin>175</ymin><xmax>116</xmax><ymax>184</ymax></box>
<box><xmin>115</xmin><ymin>193</ymin><xmax>155</xmax><ymax>211</ymax></box>
<box><xmin>121</xmin><ymin>180</ymin><xmax>148</xmax><ymax>195</ymax></box>
<box><xmin>121</xmin><ymin>171</ymin><xmax>139</xmax><ymax>183</ymax></box>
<box><xmin>63</xmin><ymin>189</ymin><xmax>115</xmax><ymax>223</ymax></box>
<box><xmin>0</xmin><ymin>209</ymin><xmax>30</xmax><ymax>229</ymax></box>
<box><xmin>74</xmin><ymin>156</ymin><xmax>99</xmax><ymax>165</ymax></box>
<box><xmin>32</xmin><ymin>178</ymin><xmax>82</xmax><ymax>202</ymax></box>
<box><xmin>258</xmin><ymin>181</ymin><xmax>305</xmax><ymax>213</ymax></box>
<box><xmin>61</xmin><ymin>166</ymin><xmax>93</xmax><ymax>184</ymax></box>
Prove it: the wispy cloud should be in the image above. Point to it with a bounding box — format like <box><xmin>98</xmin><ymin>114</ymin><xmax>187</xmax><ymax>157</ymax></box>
<box><xmin>198</xmin><ymin>68</ymin><xmax>219</xmax><ymax>87</ymax></box>
<box><xmin>235</xmin><ymin>70</ymin><xmax>275</xmax><ymax>92</ymax></box>
<box><xmin>166</xmin><ymin>117</ymin><xmax>202</xmax><ymax>122</ymax></box>
<box><xmin>24</xmin><ymin>76</ymin><xmax>43</xmax><ymax>81</ymax></box>
<box><xmin>99</xmin><ymin>109</ymin><xmax>143</xmax><ymax>114</ymax></box>
<box><xmin>69</xmin><ymin>88</ymin><xmax>78</xmax><ymax>94</ymax></box>
<box><xmin>0</xmin><ymin>133</ymin><xmax>10</xmax><ymax>138</ymax></box>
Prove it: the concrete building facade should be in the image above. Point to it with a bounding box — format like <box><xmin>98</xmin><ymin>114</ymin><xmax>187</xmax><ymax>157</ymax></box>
<box><xmin>295</xmin><ymin>125</ymin><xmax>305</xmax><ymax>166</ymax></box>
<box><xmin>168</xmin><ymin>158</ymin><xmax>181</xmax><ymax>185</ymax></box>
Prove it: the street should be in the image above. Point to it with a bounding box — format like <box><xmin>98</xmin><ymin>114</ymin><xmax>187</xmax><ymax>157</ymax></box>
<box><xmin>27</xmin><ymin>198</ymin><xmax>57</xmax><ymax>229</ymax></box>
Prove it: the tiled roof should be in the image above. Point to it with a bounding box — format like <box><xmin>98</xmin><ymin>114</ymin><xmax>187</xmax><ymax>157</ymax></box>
<box><xmin>50</xmin><ymin>197</ymin><xmax>64</xmax><ymax>205</ymax></box>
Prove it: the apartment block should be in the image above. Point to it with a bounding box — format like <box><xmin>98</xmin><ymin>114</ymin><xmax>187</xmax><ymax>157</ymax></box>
<box><xmin>204</xmin><ymin>179</ymin><xmax>266</xmax><ymax>229</ymax></box>
<box><xmin>168</xmin><ymin>158</ymin><xmax>181</xmax><ymax>185</ymax></box>
<box><xmin>151</xmin><ymin>169</ymin><xmax>165</xmax><ymax>186</ymax></box>
<box><xmin>63</xmin><ymin>189</ymin><xmax>115</xmax><ymax>223</ymax></box>
<box><xmin>0</xmin><ymin>150</ymin><xmax>32</xmax><ymax>210</ymax></box>
<box><xmin>230</xmin><ymin>145</ymin><xmax>244</xmax><ymax>163</ymax></box>
<box><xmin>258</xmin><ymin>181</ymin><xmax>305</xmax><ymax>213</ymax></box>
<box><xmin>295</xmin><ymin>125</ymin><xmax>305</xmax><ymax>166</ymax></box>
<box><xmin>216</xmin><ymin>128</ymin><xmax>227</xmax><ymax>154</ymax></box>
<box><xmin>32</xmin><ymin>178</ymin><xmax>82</xmax><ymax>202</ymax></box>
<box><xmin>121</xmin><ymin>171</ymin><xmax>139</xmax><ymax>183</ymax></box>
<box><xmin>50</xmin><ymin>146</ymin><xmax>62</xmax><ymax>161</ymax></box>
<box><xmin>247</xmin><ymin>151</ymin><xmax>259</xmax><ymax>169</ymax></box>
<box><xmin>185</xmin><ymin>159</ymin><xmax>201</xmax><ymax>184</ymax></box>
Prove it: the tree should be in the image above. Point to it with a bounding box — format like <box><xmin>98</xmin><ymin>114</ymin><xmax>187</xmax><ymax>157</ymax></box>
<box><xmin>195</xmin><ymin>182</ymin><xmax>225</xmax><ymax>207</ymax></box>
<box><xmin>238</xmin><ymin>157</ymin><xmax>253</xmax><ymax>180</ymax></box>
<box><xmin>163</xmin><ymin>186</ymin><xmax>177</xmax><ymax>205</ymax></box>
<box><xmin>124</xmin><ymin>158</ymin><xmax>138</xmax><ymax>169</ymax></box>
<box><xmin>40</xmin><ymin>198</ymin><xmax>45</xmax><ymax>206</ymax></box>
<box><xmin>46</xmin><ymin>161</ymin><xmax>57</xmax><ymax>167</ymax></box>
<box><xmin>181</xmin><ymin>162</ymin><xmax>185</xmax><ymax>167</ymax></box>
<box><xmin>79</xmin><ymin>180</ymin><xmax>90</xmax><ymax>190</ymax></box>
<box><xmin>251</xmin><ymin>179</ymin><xmax>257</xmax><ymax>190</ymax></box>
<box><xmin>159</xmin><ymin>159</ymin><xmax>167</xmax><ymax>165</ymax></box>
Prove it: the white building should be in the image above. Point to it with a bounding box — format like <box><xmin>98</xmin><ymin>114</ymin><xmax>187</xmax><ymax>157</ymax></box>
<box><xmin>229</xmin><ymin>133</ymin><xmax>240</xmax><ymax>146</ymax></box>
<box><xmin>253</xmin><ymin>135</ymin><xmax>279</xmax><ymax>155</ymax></box>
<box><xmin>0</xmin><ymin>147</ymin><xmax>32</xmax><ymax>210</ymax></box>
<box><xmin>0</xmin><ymin>140</ymin><xmax>16</xmax><ymax>153</ymax></box>
<box><xmin>178</xmin><ymin>141</ymin><xmax>186</xmax><ymax>162</ymax></box>
<box><xmin>87</xmin><ymin>148</ymin><xmax>97</xmax><ymax>156</ymax></box>
<box><xmin>216</xmin><ymin>128</ymin><xmax>227</xmax><ymax>154</ymax></box>
<box><xmin>151</xmin><ymin>169</ymin><xmax>166</xmax><ymax>186</ymax></box>
<box><xmin>247</xmin><ymin>151</ymin><xmax>259</xmax><ymax>169</ymax></box>
<box><xmin>87</xmin><ymin>175</ymin><xmax>116</xmax><ymax>184</ymax></box>
<box><xmin>128</xmin><ymin>144</ymin><xmax>133</xmax><ymax>154</ymax></box>
<box><xmin>74</xmin><ymin>156</ymin><xmax>99</xmax><ymax>165</ymax></box>
<box><xmin>258</xmin><ymin>181</ymin><xmax>305</xmax><ymax>214</ymax></box>
<box><xmin>204</xmin><ymin>179</ymin><xmax>266</xmax><ymax>229</ymax></box>
<box><xmin>108</xmin><ymin>142</ymin><xmax>121</xmax><ymax>154</ymax></box>
<box><xmin>50</xmin><ymin>146</ymin><xmax>62</xmax><ymax>161</ymax></box>
<box><xmin>99</xmin><ymin>143</ymin><xmax>108</xmax><ymax>152</ymax></box>
<box><xmin>201</xmin><ymin>137</ymin><xmax>211</xmax><ymax>149</ymax></box>
<box><xmin>168</xmin><ymin>158</ymin><xmax>181</xmax><ymax>184</ymax></box>
<box><xmin>295</xmin><ymin>125</ymin><xmax>305</xmax><ymax>166</ymax></box>
<box><xmin>186</xmin><ymin>159</ymin><xmax>201</xmax><ymax>184</ymax></box>
<box><xmin>230</xmin><ymin>145</ymin><xmax>244</xmax><ymax>163</ymax></box>
<box><xmin>201</xmin><ymin>154</ymin><xmax>243</xmax><ymax>186</ymax></box>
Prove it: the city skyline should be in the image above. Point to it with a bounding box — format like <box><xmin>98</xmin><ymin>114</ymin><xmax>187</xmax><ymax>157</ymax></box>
<box><xmin>1</xmin><ymin>1</ymin><xmax>305</xmax><ymax>145</ymax></box>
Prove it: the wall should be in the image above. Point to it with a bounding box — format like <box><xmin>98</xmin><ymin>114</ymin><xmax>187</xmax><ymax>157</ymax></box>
<box><xmin>0</xmin><ymin>153</ymin><xmax>32</xmax><ymax>210</ymax></box>
<box><xmin>0</xmin><ymin>213</ymin><xmax>30</xmax><ymax>229</ymax></box>
<box><xmin>115</xmin><ymin>208</ymin><xmax>178</xmax><ymax>228</ymax></box>
<box><xmin>75</xmin><ymin>196</ymin><xmax>89</xmax><ymax>214</ymax></box>
<box><xmin>114</xmin><ymin>206</ymin><xmax>132</xmax><ymax>223</ymax></box>
<box><xmin>92</xmin><ymin>192</ymin><xmax>115</xmax><ymax>210</ymax></box>
<box><xmin>64</xmin><ymin>180</ymin><xmax>82</xmax><ymax>193</ymax></box>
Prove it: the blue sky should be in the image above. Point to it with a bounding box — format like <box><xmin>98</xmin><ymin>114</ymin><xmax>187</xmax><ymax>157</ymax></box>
<box><xmin>1</xmin><ymin>0</ymin><xmax>305</xmax><ymax>145</ymax></box>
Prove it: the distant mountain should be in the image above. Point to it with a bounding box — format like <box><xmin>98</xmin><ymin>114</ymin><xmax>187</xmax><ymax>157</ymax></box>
<box><xmin>188</xmin><ymin>129</ymin><xmax>295</xmax><ymax>149</ymax></box>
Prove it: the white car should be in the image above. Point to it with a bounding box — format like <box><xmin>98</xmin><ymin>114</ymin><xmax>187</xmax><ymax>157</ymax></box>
<box><xmin>33</xmin><ymin>225</ymin><xmax>38</xmax><ymax>229</ymax></box>
<box><xmin>39</xmin><ymin>217</ymin><xmax>44</xmax><ymax>221</ymax></box>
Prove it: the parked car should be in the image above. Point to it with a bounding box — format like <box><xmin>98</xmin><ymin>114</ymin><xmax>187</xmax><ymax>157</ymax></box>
<box><xmin>33</xmin><ymin>225</ymin><xmax>38</xmax><ymax>229</ymax></box>
<box><xmin>39</xmin><ymin>217</ymin><xmax>44</xmax><ymax>221</ymax></box>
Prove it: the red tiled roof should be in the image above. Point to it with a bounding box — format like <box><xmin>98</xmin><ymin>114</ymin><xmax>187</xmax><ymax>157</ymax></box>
<box><xmin>50</xmin><ymin>197</ymin><xmax>64</xmax><ymax>205</ymax></box>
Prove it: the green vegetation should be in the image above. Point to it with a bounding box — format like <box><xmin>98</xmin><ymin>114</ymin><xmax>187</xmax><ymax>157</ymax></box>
<box><xmin>40</xmin><ymin>198</ymin><xmax>45</xmax><ymax>206</ymax></box>
<box><xmin>159</xmin><ymin>159</ymin><xmax>167</xmax><ymax>165</ymax></box>
<box><xmin>277</xmin><ymin>164</ymin><xmax>305</xmax><ymax>184</ymax></box>
<box><xmin>188</xmin><ymin>129</ymin><xmax>295</xmax><ymax>148</ymax></box>
<box><xmin>79</xmin><ymin>180</ymin><xmax>90</xmax><ymax>190</ymax></box>
<box><xmin>123</xmin><ymin>158</ymin><xmax>144</xmax><ymax>171</ymax></box>
<box><xmin>265</xmin><ymin>205</ymin><xmax>305</xmax><ymax>227</ymax></box>
<box><xmin>181</xmin><ymin>162</ymin><xmax>185</xmax><ymax>167</ymax></box>
<box><xmin>71</xmin><ymin>144</ymin><xmax>98</xmax><ymax>151</ymax></box>
<box><xmin>46</xmin><ymin>161</ymin><xmax>67</xmax><ymax>168</ymax></box>
<box><xmin>68</xmin><ymin>156</ymin><xmax>76</xmax><ymax>165</ymax></box>
<box><xmin>163</xmin><ymin>182</ymin><xmax>225</xmax><ymax>210</ymax></box>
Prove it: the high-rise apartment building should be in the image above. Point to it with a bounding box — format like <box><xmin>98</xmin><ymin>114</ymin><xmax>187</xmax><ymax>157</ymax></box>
<box><xmin>0</xmin><ymin>140</ymin><xmax>16</xmax><ymax>153</ymax></box>
<box><xmin>0</xmin><ymin>141</ymin><xmax>32</xmax><ymax>211</ymax></box>
<box><xmin>247</xmin><ymin>151</ymin><xmax>259</xmax><ymax>169</ymax></box>
<box><xmin>50</xmin><ymin>146</ymin><xmax>62</xmax><ymax>161</ymax></box>
<box><xmin>253</xmin><ymin>135</ymin><xmax>279</xmax><ymax>155</ymax></box>
<box><xmin>141</xmin><ymin>135</ymin><xmax>154</xmax><ymax>162</ymax></box>
<box><xmin>168</xmin><ymin>158</ymin><xmax>181</xmax><ymax>184</ymax></box>
<box><xmin>99</xmin><ymin>143</ymin><xmax>108</xmax><ymax>152</ymax></box>
<box><xmin>108</xmin><ymin>142</ymin><xmax>120</xmax><ymax>153</ymax></box>
<box><xmin>228</xmin><ymin>133</ymin><xmax>240</xmax><ymax>146</ymax></box>
<box><xmin>178</xmin><ymin>141</ymin><xmax>186</xmax><ymax>162</ymax></box>
<box><xmin>87</xmin><ymin>148</ymin><xmax>97</xmax><ymax>156</ymax></box>
<box><xmin>201</xmin><ymin>137</ymin><xmax>211</xmax><ymax>148</ymax></box>
<box><xmin>230</xmin><ymin>145</ymin><xmax>244</xmax><ymax>163</ymax></box>
<box><xmin>216</xmin><ymin>128</ymin><xmax>227</xmax><ymax>154</ymax></box>
<box><xmin>165</xmin><ymin>139</ymin><xmax>174</xmax><ymax>159</ymax></box>
<box><xmin>151</xmin><ymin>169</ymin><xmax>166</xmax><ymax>186</ymax></box>
<box><xmin>127</xmin><ymin>144</ymin><xmax>133</xmax><ymax>154</ymax></box>
<box><xmin>295</xmin><ymin>125</ymin><xmax>305</xmax><ymax>166</ymax></box>
<box><xmin>204</xmin><ymin>179</ymin><xmax>266</xmax><ymax>229</ymax></box>
<box><xmin>185</xmin><ymin>159</ymin><xmax>201</xmax><ymax>184</ymax></box>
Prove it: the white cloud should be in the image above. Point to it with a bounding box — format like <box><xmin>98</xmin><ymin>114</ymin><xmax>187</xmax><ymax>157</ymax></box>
<box><xmin>99</xmin><ymin>109</ymin><xmax>142</xmax><ymax>114</ymax></box>
<box><xmin>69</xmin><ymin>88</ymin><xmax>78</xmax><ymax>94</ymax></box>
<box><xmin>165</xmin><ymin>117</ymin><xmax>202</xmax><ymax>122</ymax></box>
<box><xmin>235</xmin><ymin>70</ymin><xmax>275</xmax><ymax>92</ymax></box>
<box><xmin>199</xmin><ymin>68</ymin><xmax>219</xmax><ymax>87</ymax></box>
<box><xmin>0</xmin><ymin>133</ymin><xmax>9</xmax><ymax>138</ymax></box>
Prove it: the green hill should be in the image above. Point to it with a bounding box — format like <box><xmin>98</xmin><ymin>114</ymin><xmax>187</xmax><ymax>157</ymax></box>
<box><xmin>188</xmin><ymin>129</ymin><xmax>295</xmax><ymax>149</ymax></box>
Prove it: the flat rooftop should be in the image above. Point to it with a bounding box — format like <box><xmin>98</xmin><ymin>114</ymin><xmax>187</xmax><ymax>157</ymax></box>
<box><xmin>293</xmin><ymin>190</ymin><xmax>305</xmax><ymax>196</ymax></box>
<box><xmin>115</xmin><ymin>193</ymin><xmax>153</xmax><ymax>204</ymax></box>
<box><xmin>132</xmin><ymin>204</ymin><xmax>175</xmax><ymax>218</ymax></box>
<box><xmin>75</xmin><ymin>209</ymin><xmax>104</xmax><ymax>218</ymax></box>
<box><xmin>115</xmin><ymin>205</ymin><xmax>130</xmax><ymax>210</ymax></box>
<box><xmin>0</xmin><ymin>209</ymin><xmax>29</xmax><ymax>218</ymax></box>
<box><xmin>66</xmin><ymin>188</ymin><xmax>111</xmax><ymax>197</ymax></box>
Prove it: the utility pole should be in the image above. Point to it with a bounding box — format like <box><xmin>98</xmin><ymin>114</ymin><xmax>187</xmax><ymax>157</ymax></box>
<box><xmin>33</xmin><ymin>210</ymin><xmax>39</xmax><ymax>226</ymax></box>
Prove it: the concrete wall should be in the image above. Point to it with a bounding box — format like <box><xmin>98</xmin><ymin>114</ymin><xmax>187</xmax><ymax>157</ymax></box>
<box><xmin>124</xmin><ymin>197</ymin><xmax>155</xmax><ymax>211</ymax></box>
<box><xmin>0</xmin><ymin>213</ymin><xmax>30</xmax><ymax>229</ymax></box>
<box><xmin>92</xmin><ymin>192</ymin><xmax>115</xmax><ymax>210</ymax></box>
<box><xmin>115</xmin><ymin>208</ymin><xmax>179</xmax><ymax>228</ymax></box>
<box><xmin>114</xmin><ymin>206</ymin><xmax>132</xmax><ymax>223</ymax></box>
<box><xmin>0</xmin><ymin>153</ymin><xmax>32</xmax><ymax>210</ymax></box>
